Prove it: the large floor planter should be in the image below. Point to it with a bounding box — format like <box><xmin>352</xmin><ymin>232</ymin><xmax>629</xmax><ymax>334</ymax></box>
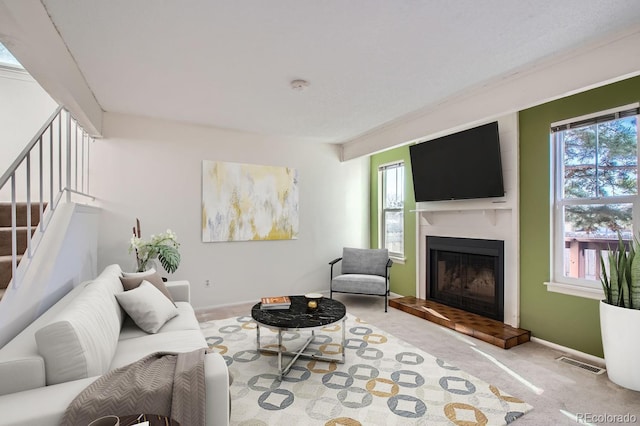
<box><xmin>600</xmin><ymin>300</ymin><xmax>640</xmax><ymax>391</ymax></box>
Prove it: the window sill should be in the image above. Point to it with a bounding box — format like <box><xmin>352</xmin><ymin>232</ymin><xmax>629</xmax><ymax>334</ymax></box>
<box><xmin>544</xmin><ymin>281</ymin><xmax>604</xmax><ymax>301</ymax></box>
<box><xmin>390</xmin><ymin>256</ymin><xmax>405</xmax><ymax>265</ymax></box>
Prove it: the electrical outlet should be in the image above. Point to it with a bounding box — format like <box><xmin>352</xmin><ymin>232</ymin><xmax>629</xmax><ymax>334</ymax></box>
<box><xmin>205</xmin><ymin>279</ymin><xmax>211</xmax><ymax>287</ymax></box>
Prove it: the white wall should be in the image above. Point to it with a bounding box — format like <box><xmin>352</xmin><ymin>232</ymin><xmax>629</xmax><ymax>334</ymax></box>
<box><xmin>0</xmin><ymin>67</ymin><xmax>57</xmax><ymax>174</ymax></box>
<box><xmin>92</xmin><ymin>113</ymin><xmax>369</xmax><ymax>309</ymax></box>
<box><xmin>0</xmin><ymin>202</ymin><xmax>99</xmax><ymax>347</ymax></box>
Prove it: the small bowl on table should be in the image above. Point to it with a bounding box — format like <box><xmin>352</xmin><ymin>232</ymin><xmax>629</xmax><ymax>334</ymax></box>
<box><xmin>305</xmin><ymin>293</ymin><xmax>323</xmax><ymax>310</ymax></box>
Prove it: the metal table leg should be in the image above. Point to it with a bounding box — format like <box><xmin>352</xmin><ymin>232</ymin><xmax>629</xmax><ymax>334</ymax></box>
<box><xmin>255</xmin><ymin>317</ymin><xmax>347</xmax><ymax>380</ymax></box>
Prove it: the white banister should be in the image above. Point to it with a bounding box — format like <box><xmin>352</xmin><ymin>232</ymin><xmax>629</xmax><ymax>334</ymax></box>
<box><xmin>66</xmin><ymin>112</ymin><xmax>71</xmax><ymax>203</ymax></box>
<box><xmin>10</xmin><ymin>176</ymin><xmax>16</xmax><ymax>287</ymax></box>
<box><xmin>0</xmin><ymin>107</ymin><xmax>95</xmax><ymax>290</ymax></box>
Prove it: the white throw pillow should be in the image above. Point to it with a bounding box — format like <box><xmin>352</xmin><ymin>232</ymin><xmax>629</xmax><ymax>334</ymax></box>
<box><xmin>115</xmin><ymin>280</ymin><xmax>179</xmax><ymax>334</ymax></box>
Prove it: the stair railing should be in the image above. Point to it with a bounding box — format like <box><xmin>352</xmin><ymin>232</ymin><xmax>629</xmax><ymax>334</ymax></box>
<box><xmin>0</xmin><ymin>106</ymin><xmax>95</xmax><ymax>289</ymax></box>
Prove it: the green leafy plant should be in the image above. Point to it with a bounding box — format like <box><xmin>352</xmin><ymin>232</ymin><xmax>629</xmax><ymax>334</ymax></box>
<box><xmin>600</xmin><ymin>233</ymin><xmax>640</xmax><ymax>309</ymax></box>
<box><xmin>129</xmin><ymin>228</ymin><xmax>181</xmax><ymax>274</ymax></box>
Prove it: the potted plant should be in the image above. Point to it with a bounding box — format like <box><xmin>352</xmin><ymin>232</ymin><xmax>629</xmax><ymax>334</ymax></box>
<box><xmin>129</xmin><ymin>220</ymin><xmax>181</xmax><ymax>274</ymax></box>
<box><xmin>599</xmin><ymin>235</ymin><xmax>640</xmax><ymax>391</ymax></box>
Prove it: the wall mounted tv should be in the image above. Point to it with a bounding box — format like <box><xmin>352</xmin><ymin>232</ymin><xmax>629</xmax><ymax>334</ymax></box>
<box><xmin>409</xmin><ymin>121</ymin><xmax>504</xmax><ymax>202</ymax></box>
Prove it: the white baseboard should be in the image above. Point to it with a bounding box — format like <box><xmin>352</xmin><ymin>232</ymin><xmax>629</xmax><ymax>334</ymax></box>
<box><xmin>197</xmin><ymin>291</ymin><xmax>404</xmax><ymax>314</ymax></box>
<box><xmin>195</xmin><ymin>298</ymin><xmax>260</xmax><ymax>313</ymax></box>
<box><xmin>530</xmin><ymin>337</ymin><xmax>605</xmax><ymax>367</ymax></box>
<box><xmin>195</xmin><ymin>289</ymin><xmax>333</xmax><ymax>313</ymax></box>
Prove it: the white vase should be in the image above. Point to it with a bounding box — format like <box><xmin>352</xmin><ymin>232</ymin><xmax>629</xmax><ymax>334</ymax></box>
<box><xmin>135</xmin><ymin>258</ymin><xmax>157</xmax><ymax>273</ymax></box>
<box><xmin>600</xmin><ymin>300</ymin><xmax>640</xmax><ymax>391</ymax></box>
<box><xmin>144</xmin><ymin>259</ymin><xmax>157</xmax><ymax>272</ymax></box>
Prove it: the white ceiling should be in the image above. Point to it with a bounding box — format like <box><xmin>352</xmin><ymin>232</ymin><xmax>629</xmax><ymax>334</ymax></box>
<box><xmin>22</xmin><ymin>1</ymin><xmax>640</xmax><ymax>143</ymax></box>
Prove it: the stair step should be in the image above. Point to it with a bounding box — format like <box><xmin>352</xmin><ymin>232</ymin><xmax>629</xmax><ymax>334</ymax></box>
<box><xmin>0</xmin><ymin>227</ymin><xmax>36</xmax><ymax>257</ymax></box>
<box><xmin>0</xmin><ymin>202</ymin><xmax>47</xmax><ymax>291</ymax></box>
<box><xmin>0</xmin><ymin>255</ymin><xmax>23</xmax><ymax>290</ymax></box>
<box><xmin>0</xmin><ymin>202</ymin><xmax>46</xmax><ymax>227</ymax></box>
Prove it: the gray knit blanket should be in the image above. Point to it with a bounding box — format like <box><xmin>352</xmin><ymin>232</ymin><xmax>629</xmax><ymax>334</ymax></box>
<box><xmin>60</xmin><ymin>349</ymin><xmax>206</xmax><ymax>426</ymax></box>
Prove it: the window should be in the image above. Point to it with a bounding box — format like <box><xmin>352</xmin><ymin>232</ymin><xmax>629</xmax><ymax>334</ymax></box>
<box><xmin>0</xmin><ymin>42</ymin><xmax>23</xmax><ymax>69</ymax></box>
<box><xmin>380</xmin><ymin>161</ymin><xmax>404</xmax><ymax>259</ymax></box>
<box><xmin>551</xmin><ymin>104</ymin><xmax>639</xmax><ymax>293</ymax></box>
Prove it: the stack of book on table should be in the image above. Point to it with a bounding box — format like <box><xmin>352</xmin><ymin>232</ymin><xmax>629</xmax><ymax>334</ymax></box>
<box><xmin>260</xmin><ymin>296</ymin><xmax>291</xmax><ymax>310</ymax></box>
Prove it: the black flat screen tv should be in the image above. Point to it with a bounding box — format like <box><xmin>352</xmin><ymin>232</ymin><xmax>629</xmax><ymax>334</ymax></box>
<box><xmin>409</xmin><ymin>121</ymin><xmax>504</xmax><ymax>202</ymax></box>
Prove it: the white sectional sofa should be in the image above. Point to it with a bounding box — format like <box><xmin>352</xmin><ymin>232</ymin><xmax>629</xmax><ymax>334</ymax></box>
<box><xmin>0</xmin><ymin>264</ymin><xmax>229</xmax><ymax>426</ymax></box>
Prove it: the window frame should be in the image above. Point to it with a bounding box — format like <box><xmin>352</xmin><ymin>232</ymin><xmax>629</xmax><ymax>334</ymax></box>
<box><xmin>379</xmin><ymin>161</ymin><xmax>405</xmax><ymax>261</ymax></box>
<box><xmin>548</xmin><ymin>103</ymin><xmax>640</xmax><ymax>298</ymax></box>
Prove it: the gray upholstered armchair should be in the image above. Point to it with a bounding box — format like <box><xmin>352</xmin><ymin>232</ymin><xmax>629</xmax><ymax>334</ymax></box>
<box><xmin>329</xmin><ymin>247</ymin><xmax>393</xmax><ymax>312</ymax></box>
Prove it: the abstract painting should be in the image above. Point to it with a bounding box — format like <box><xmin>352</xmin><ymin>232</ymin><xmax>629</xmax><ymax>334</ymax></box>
<box><xmin>202</xmin><ymin>160</ymin><xmax>299</xmax><ymax>242</ymax></box>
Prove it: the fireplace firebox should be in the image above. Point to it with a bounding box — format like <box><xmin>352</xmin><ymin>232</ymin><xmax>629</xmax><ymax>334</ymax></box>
<box><xmin>427</xmin><ymin>236</ymin><xmax>504</xmax><ymax>321</ymax></box>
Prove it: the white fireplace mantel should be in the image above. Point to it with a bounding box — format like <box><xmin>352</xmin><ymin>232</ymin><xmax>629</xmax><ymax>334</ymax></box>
<box><xmin>413</xmin><ymin>206</ymin><xmax>512</xmax><ymax>226</ymax></box>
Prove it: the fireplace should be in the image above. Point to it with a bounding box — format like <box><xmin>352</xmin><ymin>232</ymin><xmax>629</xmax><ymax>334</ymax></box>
<box><xmin>427</xmin><ymin>236</ymin><xmax>504</xmax><ymax>321</ymax></box>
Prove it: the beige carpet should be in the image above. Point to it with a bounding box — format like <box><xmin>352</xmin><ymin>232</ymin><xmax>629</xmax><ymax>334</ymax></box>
<box><xmin>200</xmin><ymin>313</ymin><xmax>533</xmax><ymax>425</ymax></box>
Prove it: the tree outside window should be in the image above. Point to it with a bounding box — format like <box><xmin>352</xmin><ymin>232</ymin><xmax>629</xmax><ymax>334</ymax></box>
<box><xmin>553</xmin><ymin>108</ymin><xmax>638</xmax><ymax>284</ymax></box>
<box><xmin>380</xmin><ymin>162</ymin><xmax>404</xmax><ymax>258</ymax></box>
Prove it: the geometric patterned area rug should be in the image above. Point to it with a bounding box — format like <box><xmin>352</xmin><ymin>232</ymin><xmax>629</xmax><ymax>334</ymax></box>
<box><xmin>200</xmin><ymin>314</ymin><xmax>533</xmax><ymax>425</ymax></box>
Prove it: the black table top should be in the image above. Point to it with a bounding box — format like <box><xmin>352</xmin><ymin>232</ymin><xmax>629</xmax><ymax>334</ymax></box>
<box><xmin>251</xmin><ymin>295</ymin><xmax>346</xmax><ymax>329</ymax></box>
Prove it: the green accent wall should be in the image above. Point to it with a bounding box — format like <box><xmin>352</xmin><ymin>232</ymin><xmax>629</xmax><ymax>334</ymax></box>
<box><xmin>520</xmin><ymin>75</ymin><xmax>640</xmax><ymax>357</ymax></box>
<box><xmin>370</xmin><ymin>146</ymin><xmax>417</xmax><ymax>296</ymax></box>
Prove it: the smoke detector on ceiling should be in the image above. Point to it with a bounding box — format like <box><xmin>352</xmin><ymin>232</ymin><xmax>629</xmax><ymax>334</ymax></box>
<box><xmin>290</xmin><ymin>79</ymin><xmax>310</xmax><ymax>91</ymax></box>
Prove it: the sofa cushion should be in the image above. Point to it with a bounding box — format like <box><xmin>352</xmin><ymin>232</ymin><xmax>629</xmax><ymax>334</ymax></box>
<box><xmin>0</xmin><ymin>376</ymin><xmax>99</xmax><ymax>426</ymax></box>
<box><xmin>93</xmin><ymin>263</ymin><xmax>127</xmax><ymax>325</ymax></box>
<box><xmin>98</xmin><ymin>264</ymin><xmax>125</xmax><ymax>290</ymax></box>
<box><xmin>341</xmin><ymin>247</ymin><xmax>389</xmax><ymax>277</ymax></box>
<box><xmin>0</xmin><ymin>357</ymin><xmax>46</xmax><ymax>396</ymax></box>
<box><xmin>119</xmin><ymin>301</ymin><xmax>200</xmax><ymax>341</ymax></box>
<box><xmin>34</xmin><ymin>280</ymin><xmax>122</xmax><ymax>385</ymax></box>
<box><xmin>0</xmin><ymin>281</ymin><xmax>92</xmax><ymax>397</ymax></box>
<box><xmin>115</xmin><ymin>281</ymin><xmax>179</xmax><ymax>334</ymax></box>
<box><xmin>332</xmin><ymin>273</ymin><xmax>387</xmax><ymax>295</ymax></box>
<box><xmin>110</xmin><ymin>329</ymin><xmax>207</xmax><ymax>369</ymax></box>
<box><xmin>120</xmin><ymin>269</ymin><xmax>176</xmax><ymax>305</ymax></box>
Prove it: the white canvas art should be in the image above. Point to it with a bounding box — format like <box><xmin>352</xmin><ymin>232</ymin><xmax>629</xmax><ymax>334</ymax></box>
<box><xmin>202</xmin><ymin>160</ymin><xmax>299</xmax><ymax>242</ymax></box>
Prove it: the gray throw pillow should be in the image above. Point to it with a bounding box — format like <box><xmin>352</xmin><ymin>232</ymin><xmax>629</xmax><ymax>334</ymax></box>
<box><xmin>120</xmin><ymin>269</ymin><xmax>176</xmax><ymax>306</ymax></box>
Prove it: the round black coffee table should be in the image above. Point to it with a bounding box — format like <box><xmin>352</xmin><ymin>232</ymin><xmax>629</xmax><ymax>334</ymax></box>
<box><xmin>118</xmin><ymin>414</ymin><xmax>179</xmax><ymax>425</ymax></box>
<box><xmin>251</xmin><ymin>295</ymin><xmax>346</xmax><ymax>379</ymax></box>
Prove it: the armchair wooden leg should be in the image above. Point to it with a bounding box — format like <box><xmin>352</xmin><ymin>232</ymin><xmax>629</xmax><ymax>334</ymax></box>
<box><xmin>385</xmin><ymin>292</ymin><xmax>388</xmax><ymax>313</ymax></box>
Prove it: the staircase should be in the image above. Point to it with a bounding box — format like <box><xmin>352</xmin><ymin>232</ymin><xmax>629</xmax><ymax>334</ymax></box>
<box><xmin>0</xmin><ymin>106</ymin><xmax>95</xmax><ymax>301</ymax></box>
<box><xmin>0</xmin><ymin>203</ymin><xmax>44</xmax><ymax>300</ymax></box>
